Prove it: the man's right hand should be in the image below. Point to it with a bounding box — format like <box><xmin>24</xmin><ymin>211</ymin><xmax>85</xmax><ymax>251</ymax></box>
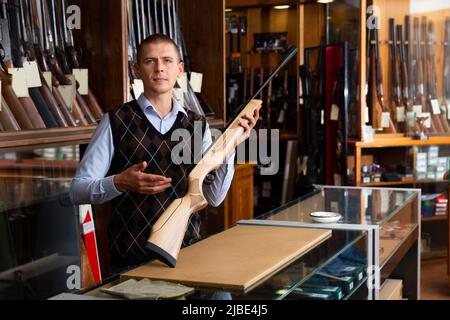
<box><xmin>113</xmin><ymin>162</ymin><xmax>172</xmax><ymax>195</ymax></box>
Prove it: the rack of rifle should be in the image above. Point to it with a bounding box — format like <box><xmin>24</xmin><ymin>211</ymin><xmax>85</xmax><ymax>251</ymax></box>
<box><xmin>126</xmin><ymin>0</ymin><xmax>214</xmax><ymax>118</ymax></box>
<box><xmin>367</xmin><ymin>15</ymin><xmax>450</xmax><ymax>136</ymax></box>
<box><xmin>0</xmin><ymin>0</ymin><xmax>103</xmax><ymax>133</ymax></box>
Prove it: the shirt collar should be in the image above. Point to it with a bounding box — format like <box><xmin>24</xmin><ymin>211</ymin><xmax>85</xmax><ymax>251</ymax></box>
<box><xmin>136</xmin><ymin>93</ymin><xmax>187</xmax><ymax>118</ymax></box>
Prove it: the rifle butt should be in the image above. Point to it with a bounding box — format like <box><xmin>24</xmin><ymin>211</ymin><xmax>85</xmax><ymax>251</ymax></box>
<box><xmin>0</xmin><ymin>99</ymin><xmax>21</xmax><ymax>131</ymax></box>
<box><xmin>76</xmin><ymin>93</ymin><xmax>97</xmax><ymax>124</ymax></box>
<box><xmin>19</xmin><ymin>96</ymin><xmax>46</xmax><ymax>129</ymax></box>
<box><xmin>39</xmin><ymin>85</ymin><xmax>69</xmax><ymax>127</ymax></box>
<box><xmin>85</xmin><ymin>89</ymin><xmax>103</xmax><ymax>120</ymax></box>
<box><xmin>1</xmin><ymin>81</ymin><xmax>34</xmax><ymax>129</ymax></box>
<box><xmin>52</xmin><ymin>86</ymin><xmax>78</xmax><ymax>126</ymax></box>
<box><xmin>29</xmin><ymin>87</ymin><xmax>58</xmax><ymax>128</ymax></box>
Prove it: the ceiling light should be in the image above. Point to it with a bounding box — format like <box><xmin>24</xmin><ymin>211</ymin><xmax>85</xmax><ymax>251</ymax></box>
<box><xmin>274</xmin><ymin>5</ymin><xmax>290</xmax><ymax>10</ymax></box>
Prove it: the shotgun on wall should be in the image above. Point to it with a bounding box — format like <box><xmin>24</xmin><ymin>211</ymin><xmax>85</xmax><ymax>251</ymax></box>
<box><xmin>145</xmin><ymin>46</ymin><xmax>298</xmax><ymax>268</ymax></box>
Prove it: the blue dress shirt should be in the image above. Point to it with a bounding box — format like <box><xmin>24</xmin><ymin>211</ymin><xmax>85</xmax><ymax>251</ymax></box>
<box><xmin>70</xmin><ymin>94</ymin><xmax>235</xmax><ymax>207</ymax></box>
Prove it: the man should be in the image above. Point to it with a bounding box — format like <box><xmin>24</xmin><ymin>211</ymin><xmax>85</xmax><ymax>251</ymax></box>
<box><xmin>70</xmin><ymin>34</ymin><xmax>258</xmax><ymax>272</ymax></box>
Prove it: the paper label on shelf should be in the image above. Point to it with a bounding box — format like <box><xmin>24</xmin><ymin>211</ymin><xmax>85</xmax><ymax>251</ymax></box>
<box><xmin>173</xmin><ymin>87</ymin><xmax>184</xmax><ymax>106</ymax></box>
<box><xmin>421</xmin><ymin>112</ymin><xmax>431</xmax><ymax>128</ymax></box>
<box><xmin>189</xmin><ymin>72</ymin><xmax>203</xmax><ymax>93</ymax></box>
<box><xmin>365</xmin><ymin>106</ymin><xmax>370</xmax><ymax>124</ymax></box>
<box><xmin>177</xmin><ymin>72</ymin><xmax>188</xmax><ymax>93</ymax></box>
<box><xmin>431</xmin><ymin>99</ymin><xmax>441</xmax><ymax>115</ymax></box>
<box><xmin>333</xmin><ymin>174</ymin><xmax>342</xmax><ymax>186</ymax></box>
<box><xmin>72</xmin><ymin>68</ymin><xmax>89</xmax><ymax>95</ymax></box>
<box><xmin>413</xmin><ymin>105</ymin><xmax>422</xmax><ymax>116</ymax></box>
<box><xmin>277</xmin><ymin>109</ymin><xmax>285</xmax><ymax>123</ymax></box>
<box><xmin>23</xmin><ymin>61</ymin><xmax>42</xmax><ymax>88</ymax></box>
<box><xmin>381</xmin><ymin>112</ymin><xmax>391</xmax><ymax>128</ymax></box>
<box><xmin>380</xmin><ymin>190</ymin><xmax>389</xmax><ymax>213</ymax></box>
<box><xmin>58</xmin><ymin>84</ymin><xmax>76</xmax><ymax>112</ymax></box>
<box><xmin>8</xmin><ymin>68</ymin><xmax>29</xmax><ymax>97</ymax></box>
<box><xmin>330</xmin><ymin>104</ymin><xmax>339</xmax><ymax>121</ymax></box>
<box><xmin>132</xmin><ymin>79</ymin><xmax>144</xmax><ymax>99</ymax></box>
<box><xmin>43</xmin><ymin>71</ymin><xmax>52</xmax><ymax>87</ymax></box>
<box><xmin>396</xmin><ymin>106</ymin><xmax>405</xmax><ymax>122</ymax></box>
<box><xmin>406</xmin><ymin>111</ymin><xmax>416</xmax><ymax>128</ymax></box>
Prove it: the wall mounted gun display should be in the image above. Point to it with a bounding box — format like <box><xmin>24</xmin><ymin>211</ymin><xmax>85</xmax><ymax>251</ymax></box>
<box><xmin>0</xmin><ymin>0</ymin><xmax>103</xmax><ymax>132</ymax></box>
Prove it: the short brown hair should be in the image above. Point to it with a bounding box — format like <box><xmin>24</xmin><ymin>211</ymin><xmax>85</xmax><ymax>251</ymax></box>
<box><xmin>136</xmin><ymin>34</ymin><xmax>182</xmax><ymax>63</ymax></box>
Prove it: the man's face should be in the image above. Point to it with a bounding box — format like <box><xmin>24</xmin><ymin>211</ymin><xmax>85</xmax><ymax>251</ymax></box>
<box><xmin>134</xmin><ymin>42</ymin><xmax>184</xmax><ymax>95</ymax></box>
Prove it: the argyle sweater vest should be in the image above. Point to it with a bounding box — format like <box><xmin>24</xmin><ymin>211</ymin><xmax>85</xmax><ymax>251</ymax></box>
<box><xmin>107</xmin><ymin>100</ymin><xmax>206</xmax><ymax>260</ymax></box>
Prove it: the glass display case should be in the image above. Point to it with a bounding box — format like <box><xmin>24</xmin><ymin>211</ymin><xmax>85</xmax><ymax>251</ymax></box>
<box><xmin>0</xmin><ymin>143</ymin><xmax>84</xmax><ymax>300</ymax></box>
<box><xmin>79</xmin><ymin>186</ymin><xmax>419</xmax><ymax>301</ymax></box>
<box><xmin>239</xmin><ymin>185</ymin><xmax>421</xmax><ymax>300</ymax></box>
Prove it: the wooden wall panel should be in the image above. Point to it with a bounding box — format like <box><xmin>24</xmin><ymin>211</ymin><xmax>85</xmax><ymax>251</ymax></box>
<box><xmin>70</xmin><ymin>0</ymin><xmax>128</xmax><ymax>112</ymax></box>
<box><xmin>179</xmin><ymin>0</ymin><xmax>226</xmax><ymax>122</ymax></box>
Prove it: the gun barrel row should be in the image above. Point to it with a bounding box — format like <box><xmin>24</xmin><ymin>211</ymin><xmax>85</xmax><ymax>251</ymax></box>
<box><xmin>367</xmin><ymin>15</ymin><xmax>450</xmax><ymax>136</ymax></box>
<box><xmin>0</xmin><ymin>0</ymin><xmax>103</xmax><ymax>132</ymax></box>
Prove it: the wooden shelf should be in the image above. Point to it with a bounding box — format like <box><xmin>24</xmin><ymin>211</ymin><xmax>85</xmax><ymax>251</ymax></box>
<box><xmin>422</xmin><ymin>249</ymin><xmax>447</xmax><ymax>260</ymax></box>
<box><xmin>350</xmin><ymin>136</ymin><xmax>450</xmax><ymax>149</ymax></box>
<box><xmin>0</xmin><ymin>125</ymin><xmax>97</xmax><ymax>150</ymax></box>
<box><xmin>359</xmin><ymin>179</ymin><xmax>449</xmax><ymax>187</ymax></box>
<box><xmin>422</xmin><ymin>215</ymin><xmax>448</xmax><ymax>222</ymax></box>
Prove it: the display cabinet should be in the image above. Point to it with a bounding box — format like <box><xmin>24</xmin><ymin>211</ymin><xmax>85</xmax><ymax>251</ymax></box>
<box><xmin>0</xmin><ymin>140</ymin><xmax>87</xmax><ymax>300</ymax></box>
<box><xmin>76</xmin><ymin>186</ymin><xmax>419</xmax><ymax>300</ymax></box>
<box><xmin>239</xmin><ymin>185</ymin><xmax>421</xmax><ymax>300</ymax></box>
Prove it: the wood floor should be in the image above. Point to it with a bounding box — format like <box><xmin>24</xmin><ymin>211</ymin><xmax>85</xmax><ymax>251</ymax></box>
<box><xmin>421</xmin><ymin>258</ymin><xmax>450</xmax><ymax>300</ymax></box>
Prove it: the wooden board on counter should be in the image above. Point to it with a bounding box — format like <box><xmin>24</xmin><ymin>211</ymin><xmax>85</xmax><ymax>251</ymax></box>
<box><xmin>122</xmin><ymin>225</ymin><xmax>331</xmax><ymax>293</ymax></box>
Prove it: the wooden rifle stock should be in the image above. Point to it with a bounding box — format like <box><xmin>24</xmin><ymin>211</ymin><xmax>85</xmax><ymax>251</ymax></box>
<box><xmin>0</xmin><ymin>68</ymin><xmax>34</xmax><ymax>129</ymax></box>
<box><xmin>146</xmin><ymin>46</ymin><xmax>298</xmax><ymax>267</ymax></box>
<box><xmin>146</xmin><ymin>99</ymin><xmax>263</xmax><ymax>267</ymax></box>
<box><xmin>0</xmin><ymin>99</ymin><xmax>21</xmax><ymax>131</ymax></box>
<box><xmin>51</xmin><ymin>85</ymin><xmax>78</xmax><ymax>126</ymax></box>
<box><xmin>71</xmin><ymin>96</ymin><xmax>89</xmax><ymax>126</ymax></box>
<box><xmin>38</xmin><ymin>80</ymin><xmax>68</xmax><ymax>127</ymax></box>
<box><xmin>76</xmin><ymin>92</ymin><xmax>96</xmax><ymax>124</ymax></box>
<box><xmin>373</xmin><ymin>29</ymin><xmax>396</xmax><ymax>133</ymax></box>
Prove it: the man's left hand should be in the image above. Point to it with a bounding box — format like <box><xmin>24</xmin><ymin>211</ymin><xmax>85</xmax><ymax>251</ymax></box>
<box><xmin>236</xmin><ymin>109</ymin><xmax>260</xmax><ymax>146</ymax></box>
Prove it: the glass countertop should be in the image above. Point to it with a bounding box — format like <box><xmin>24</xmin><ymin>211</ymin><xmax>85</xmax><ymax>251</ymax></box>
<box><xmin>256</xmin><ymin>186</ymin><xmax>419</xmax><ymax>227</ymax></box>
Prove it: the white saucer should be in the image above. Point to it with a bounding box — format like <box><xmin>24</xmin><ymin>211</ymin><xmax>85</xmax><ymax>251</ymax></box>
<box><xmin>309</xmin><ymin>211</ymin><xmax>342</xmax><ymax>223</ymax></box>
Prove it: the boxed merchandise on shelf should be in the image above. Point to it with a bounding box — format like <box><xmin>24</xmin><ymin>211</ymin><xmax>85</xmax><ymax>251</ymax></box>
<box><xmin>421</xmin><ymin>193</ymin><xmax>448</xmax><ymax>217</ymax></box>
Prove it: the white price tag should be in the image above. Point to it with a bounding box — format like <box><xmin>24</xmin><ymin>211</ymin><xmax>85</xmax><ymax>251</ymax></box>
<box><xmin>431</xmin><ymin>99</ymin><xmax>441</xmax><ymax>115</ymax></box>
<box><xmin>72</xmin><ymin>68</ymin><xmax>89</xmax><ymax>95</ymax></box>
<box><xmin>407</xmin><ymin>111</ymin><xmax>416</xmax><ymax>128</ymax></box>
<box><xmin>413</xmin><ymin>105</ymin><xmax>422</xmax><ymax>116</ymax></box>
<box><xmin>381</xmin><ymin>112</ymin><xmax>391</xmax><ymax>128</ymax></box>
<box><xmin>396</xmin><ymin>106</ymin><xmax>405</xmax><ymax>122</ymax></box>
<box><xmin>23</xmin><ymin>61</ymin><xmax>42</xmax><ymax>88</ymax></box>
<box><xmin>173</xmin><ymin>88</ymin><xmax>184</xmax><ymax>106</ymax></box>
<box><xmin>421</xmin><ymin>112</ymin><xmax>431</xmax><ymax>128</ymax></box>
<box><xmin>8</xmin><ymin>68</ymin><xmax>29</xmax><ymax>97</ymax></box>
<box><xmin>189</xmin><ymin>72</ymin><xmax>203</xmax><ymax>93</ymax></box>
<box><xmin>334</xmin><ymin>174</ymin><xmax>342</xmax><ymax>186</ymax></box>
<box><xmin>43</xmin><ymin>71</ymin><xmax>52</xmax><ymax>87</ymax></box>
<box><xmin>132</xmin><ymin>79</ymin><xmax>144</xmax><ymax>99</ymax></box>
<box><xmin>58</xmin><ymin>84</ymin><xmax>76</xmax><ymax>112</ymax></box>
<box><xmin>177</xmin><ymin>72</ymin><xmax>188</xmax><ymax>93</ymax></box>
<box><xmin>330</xmin><ymin>104</ymin><xmax>339</xmax><ymax>121</ymax></box>
<box><xmin>277</xmin><ymin>109</ymin><xmax>285</xmax><ymax>123</ymax></box>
